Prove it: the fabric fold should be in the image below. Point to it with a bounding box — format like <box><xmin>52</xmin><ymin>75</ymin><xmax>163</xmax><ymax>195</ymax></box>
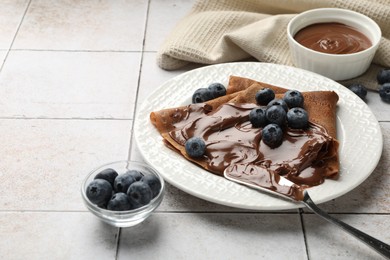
<box><xmin>157</xmin><ymin>0</ymin><xmax>390</xmax><ymax>91</ymax></box>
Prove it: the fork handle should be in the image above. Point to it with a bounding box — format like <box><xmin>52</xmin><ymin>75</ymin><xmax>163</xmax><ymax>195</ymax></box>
<box><xmin>302</xmin><ymin>192</ymin><xmax>390</xmax><ymax>259</ymax></box>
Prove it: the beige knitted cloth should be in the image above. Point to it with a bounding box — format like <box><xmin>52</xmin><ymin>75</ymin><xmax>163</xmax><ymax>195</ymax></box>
<box><xmin>157</xmin><ymin>0</ymin><xmax>390</xmax><ymax>90</ymax></box>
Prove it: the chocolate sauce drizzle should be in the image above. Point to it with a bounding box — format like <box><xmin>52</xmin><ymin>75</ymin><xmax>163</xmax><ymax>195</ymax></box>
<box><xmin>294</xmin><ymin>22</ymin><xmax>372</xmax><ymax>54</ymax></box>
<box><xmin>168</xmin><ymin>103</ymin><xmax>337</xmax><ymax>201</ymax></box>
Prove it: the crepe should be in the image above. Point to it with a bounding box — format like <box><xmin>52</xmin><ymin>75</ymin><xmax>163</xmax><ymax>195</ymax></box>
<box><xmin>150</xmin><ymin>76</ymin><xmax>339</xmax><ymax>190</ymax></box>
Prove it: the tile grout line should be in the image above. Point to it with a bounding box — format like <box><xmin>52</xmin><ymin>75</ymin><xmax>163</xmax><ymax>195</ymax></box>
<box><xmin>0</xmin><ymin>117</ymin><xmax>133</xmax><ymax>120</ymax></box>
<box><xmin>117</xmin><ymin>0</ymin><xmax>152</xmax><ymax>259</ymax></box>
<box><xmin>0</xmin><ymin>117</ymin><xmax>389</xmax><ymax>123</ymax></box>
<box><xmin>0</xmin><ymin>209</ymin><xmax>388</xmax><ymax>215</ymax></box>
<box><xmin>299</xmin><ymin>209</ymin><xmax>311</xmax><ymax>260</ymax></box>
<box><xmin>30</xmin><ymin>208</ymin><xmax>377</xmax><ymax>214</ymax></box>
<box><xmin>300</xmin><ymin>212</ymin><xmax>390</xmax><ymax>215</ymax></box>
<box><xmin>115</xmin><ymin>228</ymin><xmax>121</xmax><ymax>260</ymax></box>
<box><xmin>126</xmin><ymin>0</ymin><xmax>152</xmax><ymax>162</ymax></box>
<box><xmin>9</xmin><ymin>49</ymin><xmax>152</xmax><ymax>53</ymax></box>
<box><xmin>0</xmin><ymin>0</ymin><xmax>32</xmax><ymax>74</ymax></box>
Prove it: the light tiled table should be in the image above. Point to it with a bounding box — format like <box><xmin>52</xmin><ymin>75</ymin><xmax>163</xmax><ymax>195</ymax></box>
<box><xmin>0</xmin><ymin>1</ymin><xmax>389</xmax><ymax>259</ymax></box>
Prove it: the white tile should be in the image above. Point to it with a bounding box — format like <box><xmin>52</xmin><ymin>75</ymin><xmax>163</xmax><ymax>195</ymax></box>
<box><xmin>145</xmin><ymin>0</ymin><xmax>194</xmax><ymax>51</ymax></box>
<box><xmin>0</xmin><ymin>0</ymin><xmax>28</xmax><ymax>49</ymax></box>
<box><xmin>0</xmin><ymin>119</ymin><xmax>132</xmax><ymax>211</ymax></box>
<box><xmin>303</xmin><ymin>214</ymin><xmax>390</xmax><ymax>260</ymax></box>
<box><xmin>158</xmin><ymin>182</ymin><xmax>241</xmax><ymax>211</ymax></box>
<box><xmin>0</xmin><ymin>212</ymin><xmax>118</xmax><ymax>259</ymax></box>
<box><xmin>306</xmin><ymin>122</ymin><xmax>390</xmax><ymax>214</ymax></box>
<box><xmin>136</xmin><ymin>52</ymin><xmax>201</xmax><ymax>107</ymax></box>
<box><xmin>129</xmin><ymin>142</ymin><xmax>147</xmax><ymax>167</ymax></box>
<box><xmin>161</xmin><ymin>182</ymin><xmax>300</xmax><ymax>212</ymax></box>
<box><xmin>13</xmin><ymin>0</ymin><xmax>148</xmax><ymax>51</ymax></box>
<box><xmin>0</xmin><ymin>50</ymin><xmax>7</xmax><ymax>66</ymax></box>
<box><xmin>118</xmin><ymin>213</ymin><xmax>306</xmax><ymax>259</ymax></box>
<box><xmin>0</xmin><ymin>50</ymin><xmax>140</xmax><ymax>119</ymax></box>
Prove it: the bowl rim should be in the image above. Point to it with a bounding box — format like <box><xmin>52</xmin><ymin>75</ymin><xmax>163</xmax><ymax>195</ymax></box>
<box><xmin>81</xmin><ymin>160</ymin><xmax>165</xmax><ymax>216</ymax></box>
<box><xmin>287</xmin><ymin>7</ymin><xmax>382</xmax><ymax>58</ymax></box>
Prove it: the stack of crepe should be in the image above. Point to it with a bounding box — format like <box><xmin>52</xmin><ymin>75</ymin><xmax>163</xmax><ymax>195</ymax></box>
<box><xmin>150</xmin><ymin>75</ymin><xmax>339</xmax><ymax>198</ymax></box>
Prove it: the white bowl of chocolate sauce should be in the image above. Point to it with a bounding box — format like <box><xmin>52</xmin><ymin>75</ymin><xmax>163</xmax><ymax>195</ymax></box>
<box><xmin>287</xmin><ymin>8</ymin><xmax>381</xmax><ymax>81</ymax></box>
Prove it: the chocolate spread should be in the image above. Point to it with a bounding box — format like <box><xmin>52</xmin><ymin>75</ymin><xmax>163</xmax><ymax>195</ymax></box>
<box><xmin>168</xmin><ymin>103</ymin><xmax>337</xmax><ymax>200</ymax></box>
<box><xmin>294</xmin><ymin>22</ymin><xmax>371</xmax><ymax>54</ymax></box>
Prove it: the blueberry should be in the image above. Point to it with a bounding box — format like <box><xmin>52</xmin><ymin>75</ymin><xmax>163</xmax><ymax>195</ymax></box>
<box><xmin>265</xmin><ymin>105</ymin><xmax>286</xmax><ymax>126</ymax></box>
<box><xmin>262</xmin><ymin>124</ymin><xmax>283</xmax><ymax>148</ymax></box>
<box><xmin>192</xmin><ymin>88</ymin><xmax>213</xmax><ymax>103</ymax></box>
<box><xmin>107</xmin><ymin>192</ymin><xmax>132</xmax><ymax>211</ymax></box>
<box><xmin>114</xmin><ymin>172</ymin><xmax>136</xmax><ymax>193</ymax></box>
<box><xmin>249</xmin><ymin>107</ymin><xmax>268</xmax><ymax>128</ymax></box>
<box><xmin>94</xmin><ymin>168</ymin><xmax>118</xmax><ymax>187</ymax></box>
<box><xmin>379</xmin><ymin>83</ymin><xmax>390</xmax><ymax>103</ymax></box>
<box><xmin>283</xmin><ymin>90</ymin><xmax>304</xmax><ymax>108</ymax></box>
<box><xmin>142</xmin><ymin>174</ymin><xmax>162</xmax><ymax>198</ymax></box>
<box><xmin>126</xmin><ymin>169</ymin><xmax>143</xmax><ymax>181</ymax></box>
<box><xmin>86</xmin><ymin>179</ymin><xmax>113</xmax><ymax>206</ymax></box>
<box><xmin>377</xmin><ymin>69</ymin><xmax>390</xmax><ymax>84</ymax></box>
<box><xmin>127</xmin><ymin>181</ymin><xmax>153</xmax><ymax>207</ymax></box>
<box><xmin>348</xmin><ymin>83</ymin><xmax>367</xmax><ymax>100</ymax></box>
<box><xmin>267</xmin><ymin>98</ymin><xmax>288</xmax><ymax>112</ymax></box>
<box><xmin>207</xmin><ymin>83</ymin><xmax>226</xmax><ymax>98</ymax></box>
<box><xmin>255</xmin><ymin>88</ymin><xmax>275</xmax><ymax>105</ymax></box>
<box><xmin>185</xmin><ymin>137</ymin><xmax>206</xmax><ymax>158</ymax></box>
<box><xmin>287</xmin><ymin>107</ymin><xmax>309</xmax><ymax>129</ymax></box>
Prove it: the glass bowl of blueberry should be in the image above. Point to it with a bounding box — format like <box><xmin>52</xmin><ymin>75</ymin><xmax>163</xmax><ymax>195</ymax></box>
<box><xmin>81</xmin><ymin>160</ymin><xmax>165</xmax><ymax>227</ymax></box>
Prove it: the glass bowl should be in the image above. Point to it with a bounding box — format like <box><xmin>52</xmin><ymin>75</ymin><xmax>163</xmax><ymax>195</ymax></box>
<box><xmin>81</xmin><ymin>160</ymin><xmax>165</xmax><ymax>227</ymax></box>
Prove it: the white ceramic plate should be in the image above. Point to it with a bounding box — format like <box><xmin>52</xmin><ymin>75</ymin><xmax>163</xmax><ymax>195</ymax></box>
<box><xmin>134</xmin><ymin>62</ymin><xmax>382</xmax><ymax>210</ymax></box>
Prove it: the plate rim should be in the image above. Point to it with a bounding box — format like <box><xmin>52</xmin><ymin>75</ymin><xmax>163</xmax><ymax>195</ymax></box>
<box><xmin>134</xmin><ymin>62</ymin><xmax>383</xmax><ymax>210</ymax></box>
